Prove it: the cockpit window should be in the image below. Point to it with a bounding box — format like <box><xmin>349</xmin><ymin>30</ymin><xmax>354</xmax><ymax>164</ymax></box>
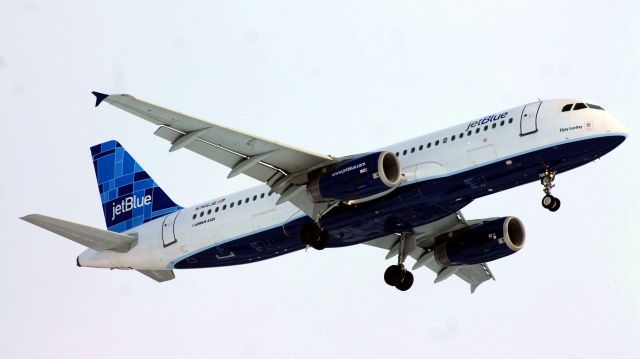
<box><xmin>562</xmin><ymin>102</ymin><xmax>605</xmax><ymax>112</ymax></box>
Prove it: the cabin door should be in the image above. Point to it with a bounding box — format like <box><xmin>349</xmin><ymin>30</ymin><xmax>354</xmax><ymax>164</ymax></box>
<box><xmin>520</xmin><ymin>101</ymin><xmax>541</xmax><ymax>136</ymax></box>
<box><xmin>161</xmin><ymin>211</ymin><xmax>179</xmax><ymax>247</ymax></box>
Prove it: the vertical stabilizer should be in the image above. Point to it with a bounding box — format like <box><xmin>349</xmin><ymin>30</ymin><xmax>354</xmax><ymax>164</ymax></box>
<box><xmin>91</xmin><ymin>140</ymin><xmax>181</xmax><ymax>232</ymax></box>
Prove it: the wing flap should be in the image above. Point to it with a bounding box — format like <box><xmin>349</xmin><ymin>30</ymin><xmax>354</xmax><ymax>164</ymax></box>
<box><xmin>154</xmin><ymin>125</ymin><xmax>280</xmax><ymax>183</ymax></box>
<box><xmin>21</xmin><ymin>214</ymin><xmax>137</xmax><ymax>252</ymax></box>
<box><xmin>454</xmin><ymin>264</ymin><xmax>494</xmax><ymax>293</ymax></box>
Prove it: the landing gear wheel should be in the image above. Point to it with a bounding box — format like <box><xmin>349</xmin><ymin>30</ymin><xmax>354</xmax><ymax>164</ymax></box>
<box><xmin>384</xmin><ymin>232</ymin><xmax>416</xmax><ymax>291</ymax></box>
<box><xmin>541</xmin><ymin>194</ymin><xmax>555</xmax><ymax>209</ymax></box>
<box><xmin>549</xmin><ymin>197</ymin><xmax>561</xmax><ymax>212</ymax></box>
<box><xmin>384</xmin><ymin>265</ymin><xmax>404</xmax><ymax>286</ymax></box>
<box><xmin>311</xmin><ymin>230</ymin><xmax>329</xmax><ymax>250</ymax></box>
<box><xmin>395</xmin><ymin>271</ymin><xmax>414</xmax><ymax>291</ymax></box>
<box><xmin>300</xmin><ymin>222</ymin><xmax>328</xmax><ymax>250</ymax></box>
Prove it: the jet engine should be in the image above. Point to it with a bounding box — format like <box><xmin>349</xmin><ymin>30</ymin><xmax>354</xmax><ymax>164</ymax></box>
<box><xmin>434</xmin><ymin>217</ymin><xmax>526</xmax><ymax>266</ymax></box>
<box><xmin>307</xmin><ymin>151</ymin><xmax>401</xmax><ymax>203</ymax></box>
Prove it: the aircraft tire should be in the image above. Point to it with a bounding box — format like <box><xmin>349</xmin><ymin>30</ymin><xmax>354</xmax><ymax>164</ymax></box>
<box><xmin>384</xmin><ymin>265</ymin><xmax>403</xmax><ymax>286</ymax></box>
<box><xmin>300</xmin><ymin>222</ymin><xmax>321</xmax><ymax>246</ymax></box>
<box><xmin>549</xmin><ymin>197</ymin><xmax>561</xmax><ymax>212</ymax></box>
<box><xmin>311</xmin><ymin>230</ymin><xmax>329</xmax><ymax>250</ymax></box>
<box><xmin>541</xmin><ymin>195</ymin><xmax>555</xmax><ymax>209</ymax></box>
<box><xmin>395</xmin><ymin>271</ymin><xmax>414</xmax><ymax>291</ymax></box>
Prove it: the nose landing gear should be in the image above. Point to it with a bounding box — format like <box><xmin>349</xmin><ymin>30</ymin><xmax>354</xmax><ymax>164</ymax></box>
<box><xmin>540</xmin><ymin>168</ymin><xmax>561</xmax><ymax>212</ymax></box>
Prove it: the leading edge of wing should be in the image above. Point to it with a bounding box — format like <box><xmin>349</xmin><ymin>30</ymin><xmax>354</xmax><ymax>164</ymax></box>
<box><xmin>90</xmin><ymin>91</ymin><xmax>334</xmax><ymax>163</ymax></box>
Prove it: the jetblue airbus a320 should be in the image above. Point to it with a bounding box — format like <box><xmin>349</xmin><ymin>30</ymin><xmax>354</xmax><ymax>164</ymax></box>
<box><xmin>22</xmin><ymin>93</ymin><xmax>628</xmax><ymax>292</ymax></box>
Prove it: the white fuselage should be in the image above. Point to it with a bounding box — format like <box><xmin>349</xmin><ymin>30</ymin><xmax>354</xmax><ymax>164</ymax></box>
<box><xmin>78</xmin><ymin>99</ymin><xmax>629</xmax><ymax>270</ymax></box>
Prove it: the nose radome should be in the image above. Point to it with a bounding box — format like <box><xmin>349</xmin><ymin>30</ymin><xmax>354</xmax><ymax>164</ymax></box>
<box><xmin>607</xmin><ymin>114</ymin><xmax>631</xmax><ymax>135</ymax></box>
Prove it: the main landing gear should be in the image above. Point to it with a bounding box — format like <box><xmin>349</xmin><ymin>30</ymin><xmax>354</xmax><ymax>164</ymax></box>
<box><xmin>384</xmin><ymin>232</ymin><xmax>414</xmax><ymax>291</ymax></box>
<box><xmin>540</xmin><ymin>167</ymin><xmax>561</xmax><ymax>212</ymax></box>
<box><xmin>300</xmin><ymin>222</ymin><xmax>329</xmax><ymax>250</ymax></box>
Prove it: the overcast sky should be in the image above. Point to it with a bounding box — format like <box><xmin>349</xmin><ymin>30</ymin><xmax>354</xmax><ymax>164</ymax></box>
<box><xmin>1</xmin><ymin>1</ymin><xmax>639</xmax><ymax>358</ymax></box>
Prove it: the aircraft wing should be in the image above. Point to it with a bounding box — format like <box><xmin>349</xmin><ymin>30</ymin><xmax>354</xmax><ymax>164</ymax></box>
<box><xmin>363</xmin><ymin>212</ymin><xmax>494</xmax><ymax>293</ymax></box>
<box><xmin>92</xmin><ymin>92</ymin><xmax>338</xmax><ymax>216</ymax></box>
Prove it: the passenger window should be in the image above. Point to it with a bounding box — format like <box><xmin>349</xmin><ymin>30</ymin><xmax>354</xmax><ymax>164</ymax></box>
<box><xmin>500</xmin><ymin>120</ymin><xmax>505</xmax><ymax>126</ymax></box>
<box><xmin>443</xmin><ymin>138</ymin><xmax>447</xmax><ymax>144</ymax></box>
<box><xmin>508</xmin><ymin>118</ymin><xmax>513</xmax><ymax>124</ymax></box>
<box><xmin>574</xmin><ymin>103</ymin><xmax>587</xmax><ymax>110</ymax></box>
<box><xmin>230</xmin><ymin>202</ymin><xmax>234</xmax><ymax>208</ymax></box>
<box><xmin>427</xmin><ymin>142</ymin><xmax>431</xmax><ymax>148</ymax></box>
<box><xmin>223</xmin><ymin>204</ymin><xmax>227</xmax><ymax>210</ymax></box>
<box><xmin>467</xmin><ymin>130</ymin><xmax>472</xmax><ymax>136</ymax></box>
<box><xmin>419</xmin><ymin>145</ymin><xmax>423</xmax><ymax>151</ymax></box>
<box><xmin>200</xmin><ymin>212</ymin><xmax>204</xmax><ymax>217</ymax></box>
<box><xmin>237</xmin><ymin>200</ymin><xmax>242</xmax><ymax>206</ymax></box>
<box><xmin>561</xmin><ymin>104</ymin><xmax>573</xmax><ymax>112</ymax></box>
<box><xmin>215</xmin><ymin>207</ymin><xmax>219</xmax><ymax>213</ymax></box>
<box><xmin>192</xmin><ymin>214</ymin><xmax>196</xmax><ymax>220</ymax></box>
<box><xmin>459</xmin><ymin>133</ymin><xmax>463</xmax><ymax>139</ymax></box>
<box><xmin>207</xmin><ymin>209</ymin><xmax>212</xmax><ymax>215</ymax></box>
<box><xmin>435</xmin><ymin>140</ymin><xmax>440</xmax><ymax>146</ymax></box>
<box><xmin>475</xmin><ymin>128</ymin><xmax>480</xmax><ymax>133</ymax></box>
<box><xmin>451</xmin><ymin>135</ymin><xmax>455</xmax><ymax>141</ymax></box>
<box><xmin>411</xmin><ymin>147</ymin><xmax>415</xmax><ymax>153</ymax></box>
<box><xmin>253</xmin><ymin>195</ymin><xmax>257</xmax><ymax>201</ymax></box>
<box><xmin>260</xmin><ymin>193</ymin><xmax>265</xmax><ymax>198</ymax></box>
<box><xmin>483</xmin><ymin>125</ymin><xmax>488</xmax><ymax>131</ymax></box>
<box><xmin>587</xmin><ymin>103</ymin><xmax>604</xmax><ymax>110</ymax></box>
<box><xmin>395</xmin><ymin>152</ymin><xmax>399</xmax><ymax>157</ymax></box>
<box><xmin>492</xmin><ymin>123</ymin><xmax>497</xmax><ymax>129</ymax></box>
<box><xmin>403</xmin><ymin>149</ymin><xmax>407</xmax><ymax>155</ymax></box>
<box><xmin>245</xmin><ymin>198</ymin><xmax>249</xmax><ymax>203</ymax></box>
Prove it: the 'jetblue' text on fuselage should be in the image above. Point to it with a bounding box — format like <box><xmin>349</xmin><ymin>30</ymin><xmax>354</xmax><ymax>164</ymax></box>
<box><xmin>466</xmin><ymin>112</ymin><xmax>509</xmax><ymax>131</ymax></box>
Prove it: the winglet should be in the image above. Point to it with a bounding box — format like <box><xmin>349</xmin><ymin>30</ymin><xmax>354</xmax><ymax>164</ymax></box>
<box><xmin>91</xmin><ymin>91</ymin><xmax>109</xmax><ymax>107</ymax></box>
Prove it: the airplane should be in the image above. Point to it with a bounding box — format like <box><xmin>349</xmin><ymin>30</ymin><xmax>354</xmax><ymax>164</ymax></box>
<box><xmin>21</xmin><ymin>93</ymin><xmax>629</xmax><ymax>292</ymax></box>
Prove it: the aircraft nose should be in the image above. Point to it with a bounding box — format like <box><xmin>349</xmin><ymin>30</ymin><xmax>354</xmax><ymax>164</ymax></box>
<box><xmin>606</xmin><ymin>114</ymin><xmax>630</xmax><ymax>136</ymax></box>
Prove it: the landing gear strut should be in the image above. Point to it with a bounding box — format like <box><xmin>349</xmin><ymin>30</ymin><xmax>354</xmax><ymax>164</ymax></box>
<box><xmin>384</xmin><ymin>232</ymin><xmax>414</xmax><ymax>291</ymax></box>
<box><xmin>540</xmin><ymin>167</ymin><xmax>561</xmax><ymax>212</ymax></box>
<box><xmin>300</xmin><ymin>222</ymin><xmax>329</xmax><ymax>250</ymax></box>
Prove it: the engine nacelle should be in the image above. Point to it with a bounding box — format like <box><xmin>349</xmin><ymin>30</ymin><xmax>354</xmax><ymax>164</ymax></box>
<box><xmin>434</xmin><ymin>217</ymin><xmax>526</xmax><ymax>266</ymax></box>
<box><xmin>307</xmin><ymin>151</ymin><xmax>402</xmax><ymax>203</ymax></box>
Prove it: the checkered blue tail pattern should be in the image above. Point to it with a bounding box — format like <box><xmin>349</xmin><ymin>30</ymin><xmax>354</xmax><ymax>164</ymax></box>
<box><xmin>90</xmin><ymin>140</ymin><xmax>182</xmax><ymax>233</ymax></box>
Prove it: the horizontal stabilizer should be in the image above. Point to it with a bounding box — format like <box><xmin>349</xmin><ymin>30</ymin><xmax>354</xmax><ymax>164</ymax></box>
<box><xmin>21</xmin><ymin>214</ymin><xmax>137</xmax><ymax>253</ymax></box>
<box><xmin>137</xmin><ymin>269</ymin><xmax>175</xmax><ymax>282</ymax></box>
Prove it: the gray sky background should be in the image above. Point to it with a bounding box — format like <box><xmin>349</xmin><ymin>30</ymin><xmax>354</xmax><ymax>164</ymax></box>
<box><xmin>1</xmin><ymin>1</ymin><xmax>639</xmax><ymax>358</ymax></box>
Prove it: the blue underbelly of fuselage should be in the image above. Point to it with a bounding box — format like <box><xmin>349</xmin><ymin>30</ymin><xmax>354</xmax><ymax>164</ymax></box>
<box><xmin>173</xmin><ymin>134</ymin><xmax>625</xmax><ymax>269</ymax></box>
